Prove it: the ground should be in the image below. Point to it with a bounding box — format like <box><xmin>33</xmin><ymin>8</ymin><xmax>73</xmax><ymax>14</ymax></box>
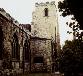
<box><xmin>17</xmin><ymin>73</ymin><xmax>61</xmax><ymax>76</ymax></box>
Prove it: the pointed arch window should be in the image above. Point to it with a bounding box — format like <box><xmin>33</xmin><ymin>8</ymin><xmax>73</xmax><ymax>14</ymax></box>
<box><xmin>44</xmin><ymin>8</ymin><xmax>48</xmax><ymax>16</ymax></box>
<box><xmin>23</xmin><ymin>39</ymin><xmax>29</xmax><ymax>62</ymax></box>
<box><xmin>12</xmin><ymin>33</ymin><xmax>20</xmax><ymax>60</ymax></box>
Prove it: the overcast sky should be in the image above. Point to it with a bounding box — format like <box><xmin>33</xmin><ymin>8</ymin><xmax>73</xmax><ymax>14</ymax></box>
<box><xmin>0</xmin><ymin>0</ymin><xmax>73</xmax><ymax>46</ymax></box>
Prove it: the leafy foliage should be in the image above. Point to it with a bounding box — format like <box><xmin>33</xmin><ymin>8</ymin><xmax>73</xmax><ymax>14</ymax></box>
<box><xmin>58</xmin><ymin>0</ymin><xmax>83</xmax><ymax>39</ymax></box>
<box><xmin>58</xmin><ymin>0</ymin><xmax>83</xmax><ymax>28</ymax></box>
<box><xmin>59</xmin><ymin>40</ymin><xmax>83</xmax><ymax>75</ymax></box>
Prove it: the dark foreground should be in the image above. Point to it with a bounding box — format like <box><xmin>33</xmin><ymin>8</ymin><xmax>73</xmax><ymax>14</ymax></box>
<box><xmin>17</xmin><ymin>73</ymin><xmax>61</xmax><ymax>76</ymax></box>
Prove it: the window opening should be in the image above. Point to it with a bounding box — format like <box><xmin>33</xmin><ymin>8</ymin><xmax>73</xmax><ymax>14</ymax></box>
<box><xmin>45</xmin><ymin>8</ymin><xmax>48</xmax><ymax>16</ymax></box>
<box><xmin>12</xmin><ymin>33</ymin><xmax>20</xmax><ymax>60</ymax></box>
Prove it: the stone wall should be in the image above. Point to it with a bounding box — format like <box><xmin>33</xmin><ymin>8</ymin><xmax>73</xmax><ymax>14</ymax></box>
<box><xmin>31</xmin><ymin>1</ymin><xmax>59</xmax><ymax>43</ymax></box>
<box><xmin>31</xmin><ymin>1</ymin><xmax>60</xmax><ymax>72</ymax></box>
<box><xmin>30</xmin><ymin>37</ymin><xmax>52</xmax><ymax>72</ymax></box>
<box><xmin>0</xmin><ymin>8</ymin><xmax>30</xmax><ymax>73</ymax></box>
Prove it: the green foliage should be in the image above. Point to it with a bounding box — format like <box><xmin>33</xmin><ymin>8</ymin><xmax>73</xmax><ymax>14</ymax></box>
<box><xmin>58</xmin><ymin>0</ymin><xmax>83</xmax><ymax>29</ymax></box>
<box><xmin>58</xmin><ymin>0</ymin><xmax>83</xmax><ymax>39</ymax></box>
<box><xmin>59</xmin><ymin>40</ymin><xmax>83</xmax><ymax>74</ymax></box>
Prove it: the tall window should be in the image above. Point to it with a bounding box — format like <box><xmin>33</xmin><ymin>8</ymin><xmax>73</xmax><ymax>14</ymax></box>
<box><xmin>44</xmin><ymin>8</ymin><xmax>48</xmax><ymax>16</ymax></box>
<box><xmin>12</xmin><ymin>33</ymin><xmax>20</xmax><ymax>60</ymax></box>
<box><xmin>23</xmin><ymin>39</ymin><xmax>29</xmax><ymax>62</ymax></box>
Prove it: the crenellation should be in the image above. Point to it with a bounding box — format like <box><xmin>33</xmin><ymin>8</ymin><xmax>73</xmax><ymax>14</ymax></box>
<box><xmin>35</xmin><ymin>1</ymin><xmax>55</xmax><ymax>7</ymax></box>
<box><xmin>35</xmin><ymin>3</ymin><xmax>39</xmax><ymax>7</ymax></box>
<box><xmin>40</xmin><ymin>2</ymin><xmax>45</xmax><ymax>6</ymax></box>
<box><xmin>50</xmin><ymin>1</ymin><xmax>55</xmax><ymax>5</ymax></box>
<box><xmin>46</xmin><ymin>2</ymin><xmax>49</xmax><ymax>4</ymax></box>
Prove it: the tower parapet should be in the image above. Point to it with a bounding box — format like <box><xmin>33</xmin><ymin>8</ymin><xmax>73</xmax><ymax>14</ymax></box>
<box><xmin>35</xmin><ymin>1</ymin><xmax>55</xmax><ymax>7</ymax></box>
<box><xmin>32</xmin><ymin>1</ymin><xmax>58</xmax><ymax>41</ymax></box>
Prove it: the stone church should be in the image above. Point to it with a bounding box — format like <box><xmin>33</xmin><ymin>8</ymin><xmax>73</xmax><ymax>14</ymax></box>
<box><xmin>0</xmin><ymin>8</ymin><xmax>31</xmax><ymax>73</ymax></box>
<box><xmin>0</xmin><ymin>1</ymin><xmax>60</xmax><ymax>74</ymax></box>
<box><xmin>30</xmin><ymin>1</ymin><xmax>60</xmax><ymax>72</ymax></box>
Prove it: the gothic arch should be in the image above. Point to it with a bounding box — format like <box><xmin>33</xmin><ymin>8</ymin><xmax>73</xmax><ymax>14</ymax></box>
<box><xmin>23</xmin><ymin>39</ymin><xmax>29</xmax><ymax>62</ymax></box>
<box><xmin>12</xmin><ymin>32</ymin><xmax>20</xmax><ymax>60</ymax></box>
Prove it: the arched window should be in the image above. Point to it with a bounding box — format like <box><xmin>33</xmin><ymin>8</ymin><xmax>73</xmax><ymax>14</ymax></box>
<box><xmin>12</xmin><ymin>33</ymin><xmax>20</xmax><ymax>60</ymax></box>
<box><xmin>23</xmin><ymin>39</ymin><xmax>29</xmax><ymax>62</ymax></box>
<box><xmin>44</xmin><ymin>8</ymin><xmax>48</xmax><ymax>16</ymax></box>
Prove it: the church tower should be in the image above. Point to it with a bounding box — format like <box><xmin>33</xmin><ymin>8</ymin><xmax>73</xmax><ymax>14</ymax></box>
<box><xmin>32</xmin><ymin>1</ymin><xmax>59</xmax><ymax>44</ymax></box>
<box><xmin>31</xmin><ymin>1</ymin><xmax>60</xmax><ymax>72</ymax></box>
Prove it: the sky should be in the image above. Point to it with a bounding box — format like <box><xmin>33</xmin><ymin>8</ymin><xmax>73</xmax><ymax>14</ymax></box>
<box><xmin>0</xmin><ymin>0</ymin><xmax>73</xmax><ymax>46</ymax></box>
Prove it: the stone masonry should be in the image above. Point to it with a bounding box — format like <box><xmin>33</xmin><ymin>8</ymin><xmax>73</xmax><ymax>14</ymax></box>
<box><xmin>0</xmin><ymin>1</ymin><xmax>60</xmax><ymax>73</ymax></box>
<box><xmin>31</xmin><ymin>1</ymin><xmax>60</xmax><ymax>72</ymax></box>
<box><xmin>0</xmin><ymin>8</ymin><xmax>30</xmax><ymax>73</ymax></box>
<box><xmin>30</xmin><ymin>37</ymin><xmax>52</xmax><ymax>72</ymax></box>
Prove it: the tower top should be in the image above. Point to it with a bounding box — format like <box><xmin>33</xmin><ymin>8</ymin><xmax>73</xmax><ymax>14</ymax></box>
<box><xmin>35</xmin><ymin>1</ymin><xmax>55</xmax><ymax>7</ymax></box>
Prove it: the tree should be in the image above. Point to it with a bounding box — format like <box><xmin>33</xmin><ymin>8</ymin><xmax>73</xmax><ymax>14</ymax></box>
<box><xmin>58</xmin><ymin>0</ymin><xmax>83</xmax><ymax>39</ymax></box>
<box><xmin>59</xmin><ymin>40</ymin><xmax>83</xmax><ymax>76</ymax></box>
<box><xmin>58</xmin><ymin>0</ymin><xmax>83</xmax><ymax>29</ymax></box>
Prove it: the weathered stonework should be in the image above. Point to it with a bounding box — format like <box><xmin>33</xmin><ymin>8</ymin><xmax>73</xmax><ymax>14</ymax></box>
<box><xmin>32</xmin><ymin>1</ymin><xmax>59</xmax><ymax>42</ymax></box>
<box><xmin>0</xmin><ymin>1</ymin><xmax>60</xmax><ymax>73</ymax></box>
<box><xmin>30</xmin><ymin>37</ymin><xmax>52</xmax><ymax>72</ymax></box>
<box><xmin>31</xmin><ymin>1</ymin><xmax>60</xmax><ymax>72</ymax></box>
<box><xmin>0</xmin><ymin>8</ymin><xmax>30</xmax><ymax>73</ymax></box>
